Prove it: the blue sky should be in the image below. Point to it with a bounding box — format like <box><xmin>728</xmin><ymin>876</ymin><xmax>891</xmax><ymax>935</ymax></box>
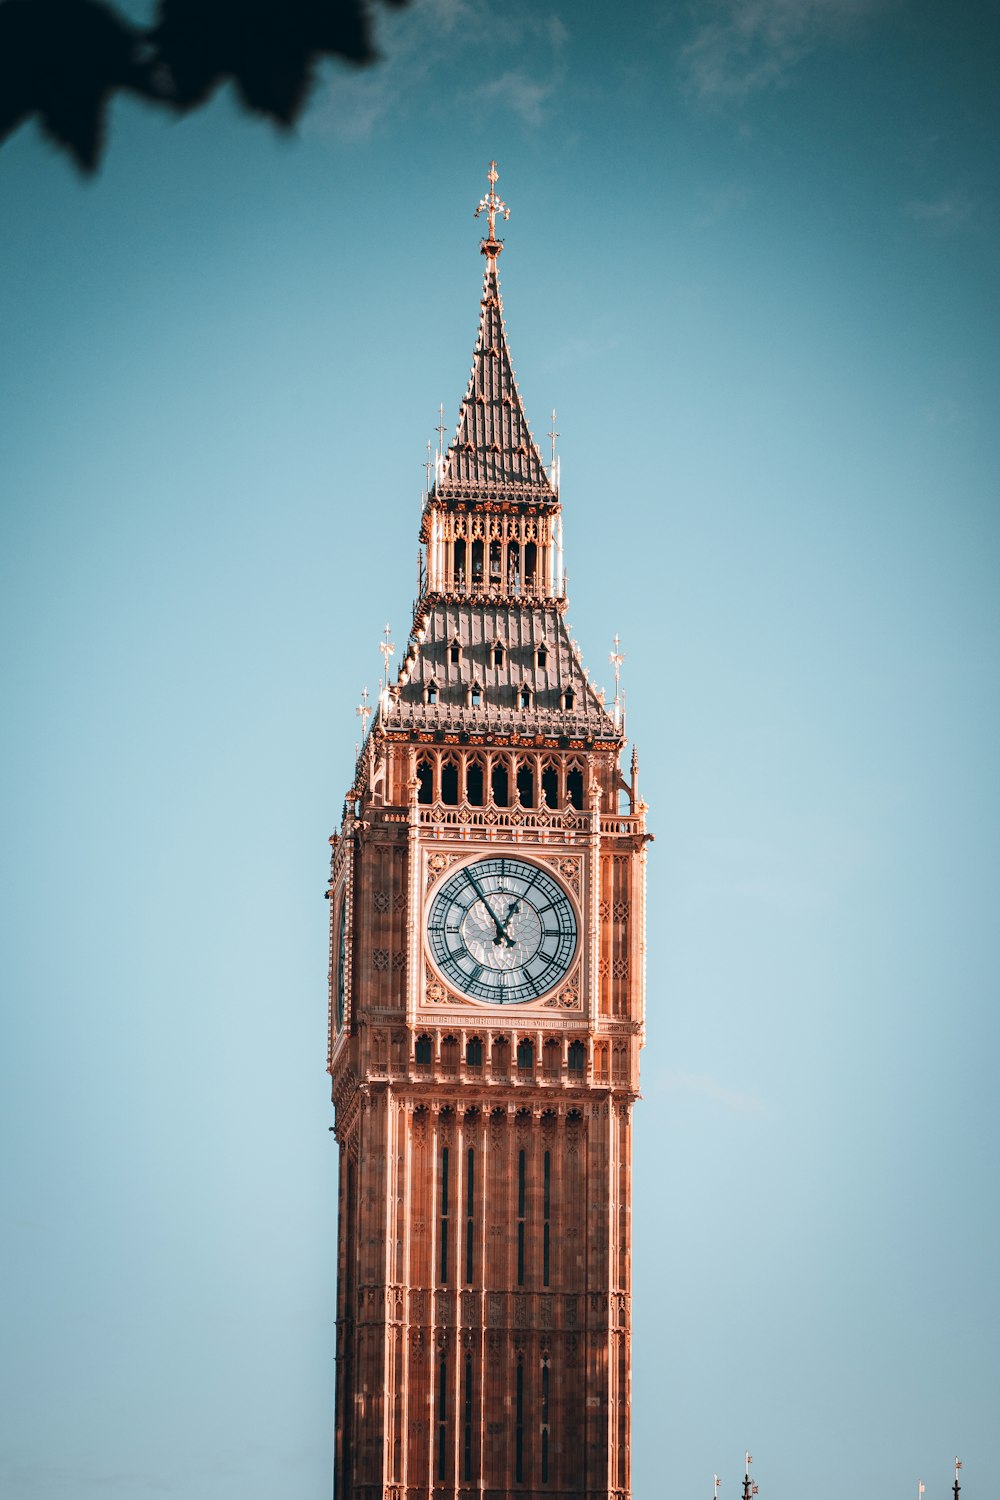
<box><xmin>1</xmin><ymin>1</ymin><xmax>998</xmax><ymax>1497</ymax></box>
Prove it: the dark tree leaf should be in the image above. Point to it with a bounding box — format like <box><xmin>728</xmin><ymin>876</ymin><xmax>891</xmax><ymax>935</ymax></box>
<box><xmin>152</xmin><ymin>0</ymin><xmax>381</xmax><ymax>122</ymax></box>
<box><xmin>0</xmin><ymin>0</ymin><xmax>408</xmax><ymax>171</ymax></box>
<box><xmin>0</xmin><ymin>0</ymin><xmax>150</xmax><ymax>170</ymax></box>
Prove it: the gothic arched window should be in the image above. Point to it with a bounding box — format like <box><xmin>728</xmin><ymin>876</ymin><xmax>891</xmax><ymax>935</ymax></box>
<box><xmin>415</xmin><ymin>1035</ymin><xmax>432</xmax><ymax>1066</ymax></box>
<box><xmin>540</xmin><ymin>760</ymin><xmax>559</xmax><ymax>809</ymax></box>
<box><xmin>524</xmin><ymin>540</ymin><xmax>537</xmax><ymax>591</ymax></box>
<box><xmin>507</xmin><ymin>540</ymin><xmax>520</xmax><ymax>592</ymax></box>
<box><xmin>491</xmin><ymin>758</ymin><xmax>510</xmax><ymax>808</ymax></box>
<box><xmin>441</xmin><ymin>1035</ymin><xmax>460</xmax><ymax>1072</ymax></box>
<box><xmin>466</xmin><ymin>757</ymin><xmax>485</xmax><ymax>807</ymax></box>
<box><xmin>416</xmin><ymin>756</ymin><xmax>433</xmax><ymax>805</ymax></box>
<box><xmin>440</xmin><ymin>757</ymin><xmax>459</xmax><ymax>806</ymax></box>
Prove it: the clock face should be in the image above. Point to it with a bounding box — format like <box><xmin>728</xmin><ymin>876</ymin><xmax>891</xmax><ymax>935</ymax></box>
<box><xmin>426</xmin><ymin>856</ymin><xmax>577</xmax><ymax>1004</ymax></box>
<box><xmin>335</xmin><ymin>897</ymin><xmax>347</xmax><ymax>1030</ymax></box>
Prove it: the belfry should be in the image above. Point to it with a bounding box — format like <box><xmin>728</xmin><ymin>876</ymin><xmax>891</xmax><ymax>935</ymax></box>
<box><xmin>327</xmin><ymin>164</ymin><xmax>650</xmax><ymax>1500</ymax></box>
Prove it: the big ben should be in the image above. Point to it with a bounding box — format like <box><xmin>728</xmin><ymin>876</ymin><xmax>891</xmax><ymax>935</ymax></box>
<box><xmin>327</xmin><ymin>164</ymin><xmax>650</xmax><ymax>1500</ymax></box>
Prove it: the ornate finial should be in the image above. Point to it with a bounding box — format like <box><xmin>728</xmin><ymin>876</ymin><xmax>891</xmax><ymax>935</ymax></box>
<box><xmin>610</xmin><ymin>634</ymin><xmax>624</xmax><ymax>728</ymax></box>
<box><xmin>356</xmin><ymin>686</ymin><xmax>372</xmax><ymax>737</ymax></box>
<box><xmin>379</xmin><ymin>624</ymin><xmax>395</xmax><ymax>684</ymax></box>
<box><xmin>954</xmin><ymin>1458</ymin><xmax>963</xmax><ymax>1500</ymax></box>
<box><xmin>475</xmin><ymin>159</ymin><xmax>510</xmax><ymax>260</ymax></box>
<box><xmin>549</xmin><ymin>408</ymin><xmax>559</xmax><ymax>468</ymax></box>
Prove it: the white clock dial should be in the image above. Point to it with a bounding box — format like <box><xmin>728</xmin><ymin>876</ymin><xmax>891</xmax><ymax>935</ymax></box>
<box><xmin>426</xmin><ymin>856</ymin><xmax>577</xmax><ymax>1004</ymax></box>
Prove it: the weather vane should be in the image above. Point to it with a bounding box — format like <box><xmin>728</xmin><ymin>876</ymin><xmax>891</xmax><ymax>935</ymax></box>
<box><xmin>475</xmin><ymin>159</ymin><xmax>510</xmax><ymax>256</ymax></box>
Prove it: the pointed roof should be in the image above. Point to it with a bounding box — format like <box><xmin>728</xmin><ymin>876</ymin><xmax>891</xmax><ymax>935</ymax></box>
<box><xmin>432</xmin><ymin>170</ymin><xmax>556</xmax><ymax>507</ymax></box>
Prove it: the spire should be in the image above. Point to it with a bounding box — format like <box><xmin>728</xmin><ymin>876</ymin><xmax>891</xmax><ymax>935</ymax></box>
<box><xmin>434</xmin><ymin>162</ymin><xmax>556</xmax><ymax>505</ymax></box>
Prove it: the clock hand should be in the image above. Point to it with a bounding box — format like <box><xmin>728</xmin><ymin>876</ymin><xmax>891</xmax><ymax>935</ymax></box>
<box><xmin>465</xmin><ymin>869</ymin><xmax>505</xmax><ymax>941</ymax></box>
<box><xmin>497</xmin><ymin>898</ymin><xmax>520</xmax><ymax>947</ymax></box>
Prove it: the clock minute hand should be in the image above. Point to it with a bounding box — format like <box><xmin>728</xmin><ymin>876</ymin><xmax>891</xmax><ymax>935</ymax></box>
<box><xmin>466</xmin><ymin>869</ymin><xmax>505</xmax><ymax>941</ymax></box>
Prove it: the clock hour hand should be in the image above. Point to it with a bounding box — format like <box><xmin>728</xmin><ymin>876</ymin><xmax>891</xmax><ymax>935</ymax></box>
<box><xmin>495</xmin><ymin>898</ymin><xmax>520</xmax><ymax>947</ymax></box>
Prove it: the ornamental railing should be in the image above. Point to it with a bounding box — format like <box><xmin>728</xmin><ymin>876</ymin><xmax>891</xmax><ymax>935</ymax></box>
<box><xmin>600</xmin><ymin>815</ymin><xmax>645</xmax><ymax>837</ymax></box>
<box><xmin>357</xmin><ymin>804</ymin><xmax>644</xmax><ymax>838</ymax></box>
<box><xmin>418</xmin><ymin>804</ymin><xmax>591</xmax><ymax>833</ymax></box>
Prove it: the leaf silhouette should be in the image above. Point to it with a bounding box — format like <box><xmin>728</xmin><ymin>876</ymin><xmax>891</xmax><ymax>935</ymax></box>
<box><xmin>0</xmin><ymin>0</ymin><xmax>151</xmax><ymax>171</ymax></box>
<box><xmin>0</xmin><ymin>0</ymin><xmax>408</xmax><ymax>171</ymax></box>
<box><xmin>151</xmin><ymin>0</ymin><xmax>383</xmax><ymax>121</ymax></box>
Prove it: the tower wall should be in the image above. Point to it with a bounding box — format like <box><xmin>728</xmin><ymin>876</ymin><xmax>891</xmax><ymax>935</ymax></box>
<box><xmin>327</xmin><ymin>169</ymin><xmax>649</xmax><ymax>1500</ymax></box>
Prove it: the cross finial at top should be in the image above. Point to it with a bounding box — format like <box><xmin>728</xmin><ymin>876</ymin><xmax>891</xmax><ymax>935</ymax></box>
<box><xmin>475</xmin><ymin>160</ymin><xmax>510</xmax><ymax>258</ymax></box>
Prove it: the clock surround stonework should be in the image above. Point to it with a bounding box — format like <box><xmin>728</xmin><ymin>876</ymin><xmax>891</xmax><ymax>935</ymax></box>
<box><xmin>327</xmin><ymin>171</ymin><xmax>650</xmax><ymax>1500</ymax></box>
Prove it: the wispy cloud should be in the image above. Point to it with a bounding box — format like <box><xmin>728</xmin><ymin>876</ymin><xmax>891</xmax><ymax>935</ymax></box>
<box><xmin>477</xmin><ymin>69</ymin><xmax>554</xmax><ymax>130</ymax></box>
<box><xmin>679</xmin><ymin>0</ymin><xmax>886</xmax><ymax>102</ymax></box>
<box><xmin>307</xmin><ymin>1</ymin><xmax>568</xmax><ymax>142</ymax></box>
<box><xmin>660</xmin><ymin>1066</ymin><xmax>767</xmax><ymax>1117</ymax></box>
<box><xmin>689</xmin><ymin>180</ymin><xmax>753</xmax><ymax>230</ymax></box>
<box><xmin>905</xmin><ymin>188</ymin><xmax>978</xmax><ymax>236</ymax></box>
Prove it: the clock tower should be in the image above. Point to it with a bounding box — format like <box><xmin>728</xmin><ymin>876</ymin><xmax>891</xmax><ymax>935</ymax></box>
<box><xmin>327</xmin><ymin>165</ymin><xmax>650</xmax><ymax>1500</ymax></box>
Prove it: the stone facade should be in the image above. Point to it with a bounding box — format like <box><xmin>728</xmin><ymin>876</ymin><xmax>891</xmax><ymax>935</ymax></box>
<box><xmin>328</xmin><ymin>167</ymin><xmax>650</xmax><ymax>1500</ymax></box>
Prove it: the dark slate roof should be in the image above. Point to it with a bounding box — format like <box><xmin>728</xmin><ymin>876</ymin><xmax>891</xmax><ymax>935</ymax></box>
<box><xmin>387</xmin><ymin>602</ymin><xmax>620</xmax><ymax>742</ymax></box>
<box><xmin>433</xmin><ymin>262</ymin><xmax>557</xmax><ymax>505</ymax></box>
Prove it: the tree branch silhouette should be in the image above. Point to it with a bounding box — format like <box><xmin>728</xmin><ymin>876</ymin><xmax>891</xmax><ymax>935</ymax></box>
<box><xmin>0</xmin><ymin>0</ymin><xmax>408</xmax><ymax>173</ymax></box>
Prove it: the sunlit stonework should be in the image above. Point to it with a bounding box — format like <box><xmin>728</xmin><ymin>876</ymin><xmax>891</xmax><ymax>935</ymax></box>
<box><xmin>327</xmin><ymin>163</ymin><xmax>650</xmax><ymax>1500</ymax></box>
